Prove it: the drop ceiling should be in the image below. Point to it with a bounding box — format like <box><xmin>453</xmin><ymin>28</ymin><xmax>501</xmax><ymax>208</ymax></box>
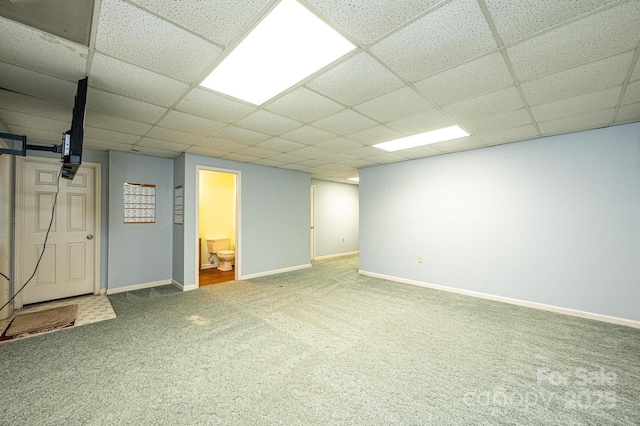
<box><xmin>1</xmin><ymin>0</ymin><xmax>639</xmax><ymax>184</ymax></box>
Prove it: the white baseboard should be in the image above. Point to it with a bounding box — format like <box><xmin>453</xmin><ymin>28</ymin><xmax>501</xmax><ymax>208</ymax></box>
<box><xmin>240</xmin><ymin>263</ymin><xmax>312</xmax><ymax>280</ymax></box>
<box><xmin>358</xmin><ymin>270</ymin><xmax>640</xmax><ymax>329</ymax></box>
<box><xmin>106</xmin><ymin>279</ymin><xmax>173</xmax><ymax>295</ymax></box>
<box><xmin>200</xmin><ymin>264</ymin><xmax>217</xmax><ymax>270</ymax></box>
<box><xmin>314</xmin><ymin>251</ymin><xmax>359</xmax><ymax>261</ymax></box>
<box><xmin>172</xmin><ymin>280</ymin><xmax>198</xmax><ymax>292</ymax></box>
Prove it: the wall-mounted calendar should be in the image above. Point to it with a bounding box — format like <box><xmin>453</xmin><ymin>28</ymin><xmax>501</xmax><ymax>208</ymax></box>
<box><xmin>124</xmin><ymin>183</ymin><xmax>156</xmax><ymax>224</ymax></box>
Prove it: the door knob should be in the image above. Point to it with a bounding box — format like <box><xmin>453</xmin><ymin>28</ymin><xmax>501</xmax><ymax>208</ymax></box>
<box><xmin>87</xmin><ymin>235</ymin><xmax>94</xmax><ymax>240</ymax></box>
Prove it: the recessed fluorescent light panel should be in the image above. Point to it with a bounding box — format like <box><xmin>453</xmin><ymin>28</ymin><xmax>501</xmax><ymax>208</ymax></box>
<box><xmin>373</xmin><ymin>125</ymin><xmax>470</xmax><ymax>152</ymax></box>
<box><xmin>200</xmin><ymin>0</ymin><xmax>356</xmax><ymax>105</ymax></box>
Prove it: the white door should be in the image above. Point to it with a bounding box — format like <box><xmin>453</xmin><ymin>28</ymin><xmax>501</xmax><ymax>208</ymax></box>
<box><xmin>17</xmin><ymin>158</ymin><xmax>97</xmax><ymax>305</ymax></box>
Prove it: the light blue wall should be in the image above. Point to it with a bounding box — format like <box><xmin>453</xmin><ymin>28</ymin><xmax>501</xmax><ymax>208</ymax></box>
<box><xmin>311</xmin><ymin>179</ymin><xmax>359</xmax><ymax>257</ymax></box>
<box><xmin>360</xmin><ymin>123</ymin><xmax>640</xmax><ymax>322</ymax></box>
<box><xmin>174</xmin><ymin>153</ymin><xmax>310</xmax><ymax>286</ymax></box>
<box><xmin>107</xmin><ymin>151</ymin><xmax>173</xmax><ymax>289</ymax></box>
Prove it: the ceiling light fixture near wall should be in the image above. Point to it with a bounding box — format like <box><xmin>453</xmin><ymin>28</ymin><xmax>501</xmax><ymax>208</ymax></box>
<box><xmin>348</xmin><ymin>177</ymin><xmax>359</xmax><ymax>182</ymax></box>
<box><xmin>200</xmin><ymin>0</ymin><xmax>356</xmax><ymax>105</ymax></box>
<box><xmin>373</xmin><ymin>125</ymin><xmax>470</xmax><ymax>152</ymax></box>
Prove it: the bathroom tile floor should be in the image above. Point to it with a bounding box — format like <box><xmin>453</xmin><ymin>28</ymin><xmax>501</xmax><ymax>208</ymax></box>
<box><xmin>0</xmin><ymin>294</ymin><xmax>117</xmax><ymax>343</ymax></box>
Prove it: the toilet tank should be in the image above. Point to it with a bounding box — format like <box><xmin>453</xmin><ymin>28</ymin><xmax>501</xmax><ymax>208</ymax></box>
<box><xmin>207</xmin><ymin>238</ymin><xmax>229</xmax><ymax>253</ymax></box>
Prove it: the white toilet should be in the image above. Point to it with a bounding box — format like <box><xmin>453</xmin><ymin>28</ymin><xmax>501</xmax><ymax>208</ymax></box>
<box><xmin>206</xmin><ymin>238</ymin><xmax>235</xmax><ymax>272</ymax></box>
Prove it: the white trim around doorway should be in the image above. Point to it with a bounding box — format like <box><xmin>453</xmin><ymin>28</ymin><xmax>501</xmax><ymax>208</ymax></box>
<box><xmin>194</xmin><ymin>165</ymin><xmax>241</xmax><ymax>288</ymax></box>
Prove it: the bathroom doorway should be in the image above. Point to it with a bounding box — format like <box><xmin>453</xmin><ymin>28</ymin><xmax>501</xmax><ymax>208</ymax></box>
<box><xmin>196</xmin><ymin>167</ymin><xmax>240</xmax><ymax>287</ymax></box>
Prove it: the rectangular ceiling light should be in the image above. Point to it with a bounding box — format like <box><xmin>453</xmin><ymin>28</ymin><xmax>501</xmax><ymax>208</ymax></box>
<box><xmin>373</xmin><ymin>125</ymin><xmax>470</xmax><ymax>152</ymax></box>
<box><xmin>200</xmin><ymin>0</ymin><xmax>356</xmax><ymax>105</ymax></box>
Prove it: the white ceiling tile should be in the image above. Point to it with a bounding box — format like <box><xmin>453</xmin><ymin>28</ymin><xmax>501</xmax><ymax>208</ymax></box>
<box><xmin>264</xmin><ymin>87</ymin><xmax>344</xmax><ymax>122</ymax></box>
<box><xmin>354</xmin><ymin>87</ymin><xmax>434</xmax><ymax>123</ymax></box>
<box><xmin>83</xmin><ymin>139</ymin><xmax>134</xmax><ymax>152</ymax></box>
<box><xmin>131</xmin><ymin>146</ymin><xmax>179</xmax><ymax>158</ymax></box>
<box><xmin>341</xmin><ymin>145</ymin><xmax>388</xmax><ymax>158</ymax></box>
<box><xmin>463</xmin><ymin>108</ymin><xmax>532</xmax><ymax>135</ymax></box>
<box><xmin>290</xmin><ymin>146</ymin><xmax>336</xmax><ymax>160</ymax></box>
<box><xmin>362</xmin><ymin>152</ymin><xmax>407</xmax><ymax>164</ymax></box>
<box><xmin>95</xmin><ymin>0</ymin><xmax>222</xmax><ymax>82</ymax></box>
<box><xmin>146</xmin><ymin>127</ymin><xmax>203</xmax><ymax>145</ymax></box>
<box><xmin>236</xmin><ymin>110</ymin><xmax>303</xmax><ymax>136</ymax></box>
<box><xmin>621</xmin><ymin>80</ymin><xmax>640</xmax><ymax>106</ymax></box>
<box><xmin>386</xmin><ymin>109</ymin><xmax>455</xmax><ymax>135</ymax></box>
<box><xmin>223</xmin><ymin>152</ymin><xmax>261</xmax><ymax>163</ymax></box>
<box><xmin>508</xmin><ymin>2</ymin><xmax>640</xmax><ymax>82</ymax></box>
<box><xmin>476</xmin><ymin>124</ymin><xmax>539</xmax><ymax>146</ymax></box>
<box><xmin>175</xmin><ymin>87</ymin><xmax>257</xmax><ymax>123</ymax></box>
<box><xmin>214</xmin><ymin>125</ymin><xmax>270</xmax><ymax>145</ymax></box>
<box><xmin>614</xmin><ymin>102</ymin><xmax>640</xmax><ymax>124</ymax></box>
<box><xmin>130</xmin><ymin>0</ymin><xmax>269</xmax><ymax>46</ymax></box>
<box><xmin>137</xmin><ymin>137</ymin><xmax>191</xmax><ymax>152</ymax></box>
<box><xmin>339</xmin><ymin>157</ymin><xmax>374</xmax><ymax>168</ymax></box>
<box><xmin>156</xmin><ymin>110</ymin><xmax>226</xmax><ymax>136</ymax></box>
<box><xmin>280</xmin><ymin>125</ymin><xmax>336</xmax><ymax>144</ymax></box>
<box><xmin>1</xmin><ymin>110</ymin><xmax>69</xmax><ymax>134</ymax></box>
<box><xmin>531</xmin><ymin>86</ymin><xmax>622</xmax><ymax>122</ymax></box>
<box><xmin>414</xmin><ymin>52</ymin><xmax>514</xmax><ymax>106</ymax></box>
<box><xmin>0</xmin><ymin>62</ymin><xmax>78</xmax><ymax>106</ymax></box>
<box><xmin>84</xmin><ymin>127</ymin><xmax>141</xmax><ymax>144</ymax></box>
<box><xmin>347</xmin><ymin>125</ymin><xmax>403</xmax><ymax>145</ymax></box>
<box><xmin>306</xmin><ymin>52</ymin><xmax>404</xmax><ymax>105</ymax></box>
<box><xmin>187</xmin><ymin>145</ymin><xmax>230</xmax><ymax>158</ymax></box>
<box><xmin>430</xmin><ymin>135</ymin><xmax>482</xmax><ymax>153</ymax></box>
<box><xmin>236</xmin><ymin>145</ymin><xmax>279</xmax><ymax>159</ymax></box>
<box><xmin>396</xmin><ymin>144</ymin><xmax>442</xmax><ymax>159</ymax></box>
<box><xmin>196</xmin><ymin>137</ymin><xmax>247</xmax><ymax>152</ymax></box>
<box><xmin>538</xmin><ymin>109</ymin><xmax>614</xmax><ymax>135</ymax></box>
<box><xmin>0</xmin><ymin>90</ymin><xmax>70</xmax><ymax>121</ymax></box>
<box><xmin>279</xmin><ymin>163</ymin><xmax>308</xmax><ymax>171</ymax></box>
<box><xmin>86</xmin><ymin>111</ymin><xmax>153</xmax><ymax>136</ymax></box>
<box><xmin>90</xmin><ymin>53</ymin><xmax>189</xmax><ymax>107</ymax></box>
<box><xmin>295</xmin><ymin>158</ymin><xmax>325</xmax><ymax>168</ymax></box>
<box><xmin>313</xmin><ymin>137</ymin><xmax>365</xmax><ymax>152</ymax></box>
<box><xmin>318</xmin><ymin>151</ymin><xmax>357</xmax><ymax>164</ymax></box>
<box><xmin>87</xmin><ymin>88</ymin><xmax>168</xmax><ymax>124</ymax></box>
<box><xmin>485</xmin><ymin>0</ymin><xmax>618</xmax><ymax>45</ymax></box>
<box><xmin>0</xmin><ymin>17</ymin><xmax>87</xmax><ymax>80</ymax></box>
<box><xmin>253</xmin><ymin>137</ymin><xmax>307</xmax><ymax>153</ymax></box>
<box><xmin>521</xmin><ymin>51</ymin><xmax>633</xmax><ymax>106</ymax></box>
<box><xmin>306</xmin><ymin>0</ymin><xmax>445</xmax><ymax>44</ymax></box>
<box><xmin>312</xmin><ymin>109</ymin><xmax>378</xmax><ymax>135</ymax></box>
<box><xmin>7</xmin><ymin>125</ymin><xmax>66</xmax><ymax>144</ymax></box>
<box><xmin>253</xmin><ymin>158</ymin><xmax>288</xmax><ymax>168</ymax></box>
<box><xmin>443</xmin><ymin>87</ymin><xmax>524</xmax><ymax>122</ymax></box>
<box><xmin>268</xmin><ymin>153</ymin><xmax>308</xmax><ymax>164</ymax></box>
<box><xmin>371</xmin><ymin>0</ymin><xmax>497</xmax><ymax>82</ymax></box>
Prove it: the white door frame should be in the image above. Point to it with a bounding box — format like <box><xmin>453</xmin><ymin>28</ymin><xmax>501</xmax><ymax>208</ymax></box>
<box><xmin>195</xmin><ymin>165</ymin><xmax>241</xmax><ymax>286</ymax></box>
<box><xmin>310</xmin><ymin>184</ymin><xmax>316</xmax><ymax>261</ymax></box>
<box><xmin>14</xmin><ymin>156</ymin><xmax>101</xmax><ymax>309</ymax></box>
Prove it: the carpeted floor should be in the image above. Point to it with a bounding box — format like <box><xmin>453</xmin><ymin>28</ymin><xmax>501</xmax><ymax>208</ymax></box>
<box><xmin>0</xmin><ymin>255</ymin><xmax>638</xmax><ymax>425</ymax></box>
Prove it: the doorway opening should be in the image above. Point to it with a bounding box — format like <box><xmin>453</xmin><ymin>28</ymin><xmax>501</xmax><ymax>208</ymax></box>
<box><xmin>196</xmin><ymin>167</ymin><xmax>240</xmax><ymax>287</ymax></box>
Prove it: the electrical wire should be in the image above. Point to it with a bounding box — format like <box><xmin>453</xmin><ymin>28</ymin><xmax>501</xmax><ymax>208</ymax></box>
<box><xmin>0</xmin><ymin>165</ymin><xmax>62</xmax><ymax>313</ymax></box>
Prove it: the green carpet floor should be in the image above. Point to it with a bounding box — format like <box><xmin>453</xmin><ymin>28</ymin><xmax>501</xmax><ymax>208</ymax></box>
<box><xmin>1</xmin><ymin>255</ymin><xmax>638</xmax><ymax>425</ymax></box>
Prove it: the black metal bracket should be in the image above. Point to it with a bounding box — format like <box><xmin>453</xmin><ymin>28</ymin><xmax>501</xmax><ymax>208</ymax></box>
<box><xmin>0</xmin><ymin>132</ymin><xmax>61</xmax><ymax>156</ymax></box>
